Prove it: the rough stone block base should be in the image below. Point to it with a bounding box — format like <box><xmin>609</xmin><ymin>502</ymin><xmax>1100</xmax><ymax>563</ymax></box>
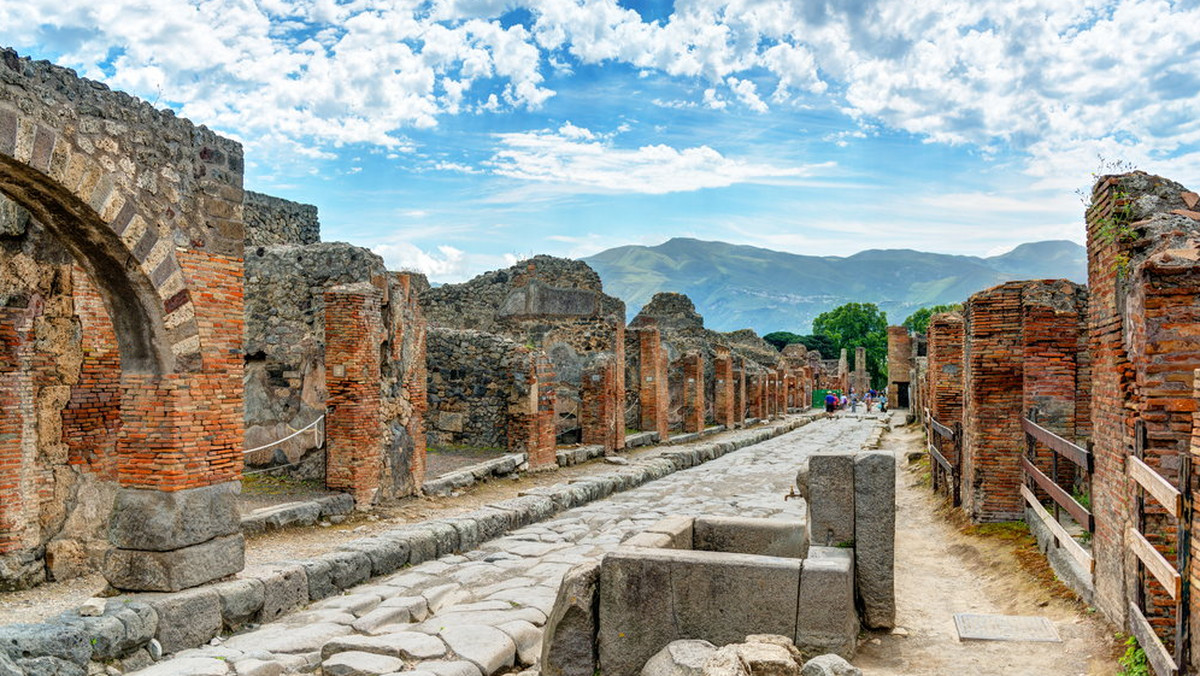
<box><xmin>796</xmin><ymin>547</ymin><xmax>857</xmax><ymax>659</ymax></box>
<box><xmin>104</xmin><ymin>534</ymin><xmax>245</xmax><ymax>592</ymax></box>
<box><xmin>598</xmin><ymin>547</ymin><xmax>800</xmax><ymax>676</ymax></box>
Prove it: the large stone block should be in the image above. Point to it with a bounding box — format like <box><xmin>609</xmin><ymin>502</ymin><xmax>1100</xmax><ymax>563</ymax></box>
<box><xmin>104</xmin><ymin>533</ymin><xmax>245</xmax><ymax>592</ymax></box>
<box><xmin>853</xmin><ymin>451</ymin><xmax>895</xmax><ymax>629</ymax></box>
<box><xmin>212</xmin><ymin>578</ymin><xmax>265</xmax><ymax>630</ymax></box>
<box><xmin>245</xmin><ymin>563</ymin><xmax>308</xmax><ymax>623</ymax></box>
<box><xmin>139</xmin><ymin>587</ymin><xmax>223</xmax><ymax>654</ymax></box>
<box><xmin>694</xmin><ymin>516</ymin><xmax>807</xmax><ymax>559</ymax></box>
<box><xmin>108</xmin><ymin>482</ymin><xmax>241</xmax><ymax>552</ymax></box>
<box><xmin>672</xmin><ymin>550</ymin><xmax>801</xmax><ymax>645</ymax></box>
<box><xmin>541</xmin><ymin>560</ymin><xmax>600</xmax><ymax>676</ymax></box>
<box><xmin>795</xmin><ymin>548</ymin><xmax>857</xmax><ymax>659</ymax></box>
<box><xmin>805</xmin><ymin>454</ymin><xmax>855</xmax><ymax>547</ymax></box>
<box><xmin>599</xmin><ymin>548</ymin><xmax>801</xmax><ymax>676</ymax></box>
<box><xmin>0</xmin><ymin>622</ymin><xmax>91</xmax><ymax>665</ymax></box>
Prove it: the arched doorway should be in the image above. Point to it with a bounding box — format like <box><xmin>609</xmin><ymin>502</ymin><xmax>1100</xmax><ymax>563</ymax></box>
<box><xmin>0</xmin><ymin>48</ymin><xmax>246</xmax><ymax>591</ymax></box>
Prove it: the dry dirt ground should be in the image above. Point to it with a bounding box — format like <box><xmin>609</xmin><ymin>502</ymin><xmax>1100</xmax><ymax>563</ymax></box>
<box><xmin>854</xmin><ymin>421</ymin><xmax>1122</xmax><ymax>675</ymax></box>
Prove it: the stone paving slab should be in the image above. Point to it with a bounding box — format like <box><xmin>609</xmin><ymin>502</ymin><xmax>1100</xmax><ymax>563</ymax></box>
<box><xmin>129</xmin><ymin>413</ymin><xmax>886</xmax><ymax>675</ymax></box>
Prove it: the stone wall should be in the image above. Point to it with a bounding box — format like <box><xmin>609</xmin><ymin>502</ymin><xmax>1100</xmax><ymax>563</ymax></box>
<box><xmin>1</xmin><ymin>47</ymin><xmax>248</xmax><ymax>591</ymax></box>
<box><xmin>426</xmin><ymin>327</ymin><xmax>554</xmax><ymax>465</ymax></box>
<box><xmin>244</xmin><ymin>243</ymin><xmax>387</xmax><ymax>476</ymax></box>
<box><xmin>1086</xmin><ymin>172</ymin><xmax>1200</xmax><ymax>657</ymax></box>
<box><xmin>244</xmin><ymin>191</ymin><xmax>320</xmax><ymax>248</ymax></box>
<box><xmin>244</xmin><ymin>243</ymin><xmax>428</xmax><ymax>499</ymax></box>
<box><xmin>959</xmin><ymin>280</ymin><xmax>1088</xmax><ymax>523</ymax></box>
<box><xmin>421</xmin><ymin>257</ymin><xmax>626</xmax><ymax>448</ymax></box>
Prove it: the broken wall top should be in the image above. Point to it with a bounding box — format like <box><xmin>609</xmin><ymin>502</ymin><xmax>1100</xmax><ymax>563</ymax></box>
<box><xmin>421</xmin><ymin>255</ymin><xmax>623</xmax><ymax>333</ymax></box>
<box><xmin>244</xmin><ymin>191</ymin><xmax>320</xmax><ymax>248</ymax></box>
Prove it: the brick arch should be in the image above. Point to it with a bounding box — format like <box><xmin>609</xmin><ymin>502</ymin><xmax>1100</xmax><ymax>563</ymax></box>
<box><xmin>0</xmin><ymin>151</ymin><xmax>188</xmax><ymax>375</ymax></box>
<box><xmin>1</xmin><ymin>49</ymin><xmax>246</xmax><ymax>591</ymax></box>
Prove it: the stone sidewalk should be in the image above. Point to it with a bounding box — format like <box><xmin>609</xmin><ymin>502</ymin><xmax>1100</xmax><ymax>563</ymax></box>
<box><xmin>133</xmin><ymin>413</ymin><xmax>889</xmax><ymax>676</ymax></box>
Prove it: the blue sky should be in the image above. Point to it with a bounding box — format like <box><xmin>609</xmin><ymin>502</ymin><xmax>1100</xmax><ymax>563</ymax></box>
<box><xmin>4</xmin><ymin>0</ymin><xmax>1200</xmax><ymax>282</ymax></box>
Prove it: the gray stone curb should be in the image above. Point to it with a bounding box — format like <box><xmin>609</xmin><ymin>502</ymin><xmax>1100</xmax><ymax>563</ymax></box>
<box><xmin>0</xmin><ymin>414</ymin><xmax>821</xmax><ymax>673</ymax></box>
<box><xmin>422</xmin><ymin>453</ymin><xmax>530</xmax><ymax>496</ymax></box>
<box><xmin>240</xmin><ymin>494</ymin><xmax>355</xmax><ymax>536</ymax></box>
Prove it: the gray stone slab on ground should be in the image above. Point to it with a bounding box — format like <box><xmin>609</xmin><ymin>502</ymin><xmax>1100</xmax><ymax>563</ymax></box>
<box><xmin>641</xmin><ymin>639</ymin><xmax>717</xmax><ymax>676</ymax></box>
<box><xmin>853</xmin><ymin>451</ymin><xmax>895</xmax><ymax>629</ymax></box>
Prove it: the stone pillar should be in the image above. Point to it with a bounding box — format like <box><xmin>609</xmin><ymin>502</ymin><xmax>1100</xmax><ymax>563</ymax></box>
<box><xmin>733</xmin><ymin>357</ymin><xmax>746</xmax><ymax>424</ymax></box>
<box><xmin>713</xmin><ymin>347</ymin><xmax>735</xmax><ymax>428</ymax></box>
<box><xmin>324</xmin><ymin>283</ymin><xmax>384</xmax><ymax>506</ymax></box>
<box><xmin>926</xmin><ymin>312</ymin><xmax>964</xmax><ymax>425</ymax></box>
<box><xmin>104</xmin><ymin>251</ymin><xmax>247</xmax><ymax>593</ymax></box>
<box><xmin>681</xmin><ymin>352</ymin><xmax>705</xmax><ymax>434</ymax></box>
<box><xmin>582</xmin><ymin>354</ymin><xmax>622</xmax><ymax>452</ymax></box>
<box><xmin>854</xmin><ymin>346</ymin><xmax>867</xmax><ymax>393</ymax></box>
<box><xmin>633</xmin><ymin>327</ymin><xmax>669</xmax><ymax>440</ymax></box>
<box><xmin>886</xmin><ymin>327</ymin><xmax>912</xmax><ymax>407</ymax></box>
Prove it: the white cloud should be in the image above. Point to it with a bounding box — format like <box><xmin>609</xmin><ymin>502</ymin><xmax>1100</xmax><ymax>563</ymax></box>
<box><xmin>4</xmin><ymin>0</ymin><xmax>1200</xmax><ymax>188</ymax></box>
<box><xmin>484</xmin><ymin>125</ymin><xmax>831</xmax><ymax>194</ymax></box>
<box><xmin>373</xmin><ymin>241</ymin><xmax>467</xmax><ymax>278</ymax></box>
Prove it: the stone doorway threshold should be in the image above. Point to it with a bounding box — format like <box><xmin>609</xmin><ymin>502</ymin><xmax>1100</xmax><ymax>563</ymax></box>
<box><xmin>953</xmin><ymin>613</ymin><xmax>1062</xmax><ymax>642</ymax></box>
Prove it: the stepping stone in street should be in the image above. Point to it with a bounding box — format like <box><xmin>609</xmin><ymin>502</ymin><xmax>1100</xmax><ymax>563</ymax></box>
<box><xmin>322</xmin><ymin>649</ymin><xmax>406</xmax><ymax>676</ymax></box>
<box><xmin>439</xmin><ymin>624</ymin><xmax>517</xmax><ymax>675</ymax></box>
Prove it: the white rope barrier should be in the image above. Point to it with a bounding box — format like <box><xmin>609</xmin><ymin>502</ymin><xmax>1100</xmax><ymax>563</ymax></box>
<box><xmin>243</xmin><ymin>414</ymin><xmax>325</xmax><ymax>455</ymax></box>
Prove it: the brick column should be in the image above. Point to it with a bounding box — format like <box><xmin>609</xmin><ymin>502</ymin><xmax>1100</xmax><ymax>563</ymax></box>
<box><xmin>511</xmin><ymin>352</ymin><xmax>558</xmax><ymax>469</ymax></box>
<box><xmin>926</xmin><ymin>313</ymin><xmax>964</xmax><ymax>425</ymax></box>
<box><xmin>582</xmin><ymin>354</ymin><xmax>622</xmax><ymax>452</ymax></box>
<box><xmin>887</xmin><ymin>327</ymin><xmax>913</xmax><ymax>407</ymax></box>
<box><xmin>681</xmin><ymin>352</ymin><xmax>704</xmax><ymax>434</ymax></box>
<box><xmin>1086</xmin><ymin>173</ymin><xmax>1200</xmax><ymax>645</ymax></box>
<box><xmin>733</xmin><ymin>358</ymin><xmax>746</xmax><ymax>424</ymax></box>
<box><xmin>324</xmin><ymin>283</ymin><xmax>384</xmax><ymax>506</ymax></box>
<box><xmin>961</xmin><ymin>283</ymin><xmax>1024</xmax><ymax>522</ymax></box>
<box><xmin>633</xmin><ymin>328</ymin><xmax>669</xmax><ymax>440</ymax></box>
<box><xmin>961</xmin><ymin>281</ymin><xmax>1088</xmax><ymax>524</ymax></box>
<box><xmin>714</xmin><ymin>347</ymin><xmax>735</xmax><ymax>428</ymax></box>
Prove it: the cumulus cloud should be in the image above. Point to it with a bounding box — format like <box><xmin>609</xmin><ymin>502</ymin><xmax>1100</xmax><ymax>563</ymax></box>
<box><xmin>373</xmin><ymin>241</ymin><xmax>467</xmax><ymax>278</ymax></box>
<box><xmin>3</xmin><ymin>0</ymin><xmax>1200</xmax><ymax>182</ymax></box>
<box><xmin>483</xmin><ymin>124</ymin><xmax>829</xmax><ymax>194</ymax></box>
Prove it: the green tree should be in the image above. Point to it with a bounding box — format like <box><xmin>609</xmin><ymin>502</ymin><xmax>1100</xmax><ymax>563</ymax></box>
<box><xmin>902</xmin><ymin>304</ymin><xmax>962</xmax><ymax>334</ymax></box>
<box><xmin>762</xmin><ymin>332</ymin><xmax>837</xmax><ymax>359</ymax></box>
<box><xmin>763</xmin><ymin>331</ymin><xmax>802</xmax><ymax>351</ymax></box>
<box><xmin>812</xmin><ymin>302</ymin><xmax>889</xmax><ymax>388</ymax></box>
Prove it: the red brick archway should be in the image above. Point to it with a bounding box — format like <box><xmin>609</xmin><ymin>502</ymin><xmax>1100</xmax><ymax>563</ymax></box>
<box><xmin>1</xmin><ymin>49</ymin><xmax>246</xmax><ymax>591</ymax></box>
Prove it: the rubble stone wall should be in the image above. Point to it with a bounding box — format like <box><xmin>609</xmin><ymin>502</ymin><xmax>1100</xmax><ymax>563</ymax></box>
<box><xmin>243</xmin><ymin>191</ymin><xmax>319</xmax><ymax>247</ymax></box>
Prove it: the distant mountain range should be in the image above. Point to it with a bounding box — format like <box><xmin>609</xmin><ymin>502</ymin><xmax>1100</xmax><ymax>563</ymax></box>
<box><xmin>582</xmin><ymin>238</ymin><xmax>1087</xmax><ymax>334</ymax></box>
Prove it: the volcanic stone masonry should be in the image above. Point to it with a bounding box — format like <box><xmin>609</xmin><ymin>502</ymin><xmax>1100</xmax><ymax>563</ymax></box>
<box><xmin>1</xmin><ymin>47</ymin><xmax>246</xmax><ymax>592</ymax></box>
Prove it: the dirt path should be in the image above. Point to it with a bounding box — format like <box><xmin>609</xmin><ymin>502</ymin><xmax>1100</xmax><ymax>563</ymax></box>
<box><xmin>853</xmin><ymin>422</ymin><xmax>1120</xmax><ymax>675</ymax></box>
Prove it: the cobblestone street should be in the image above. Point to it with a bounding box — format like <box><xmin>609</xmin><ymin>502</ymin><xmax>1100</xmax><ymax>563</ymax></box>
<box><xmin>136</xmin><ymin>414</ymin><xmax>886</xmax><ymax>675</ymax></box>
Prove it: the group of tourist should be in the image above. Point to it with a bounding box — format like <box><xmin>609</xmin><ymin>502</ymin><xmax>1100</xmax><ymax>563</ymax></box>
<box><xmin>822</xmin><ymin>388</ymin><xmax>887</xmax><ymax>414</ymax></box>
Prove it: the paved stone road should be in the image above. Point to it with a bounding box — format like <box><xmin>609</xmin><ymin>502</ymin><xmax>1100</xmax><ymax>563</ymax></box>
<box><xmin>135</xmin><ymin>414</ymin><xmax>886</xmax><ymax>676</ymax></box>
